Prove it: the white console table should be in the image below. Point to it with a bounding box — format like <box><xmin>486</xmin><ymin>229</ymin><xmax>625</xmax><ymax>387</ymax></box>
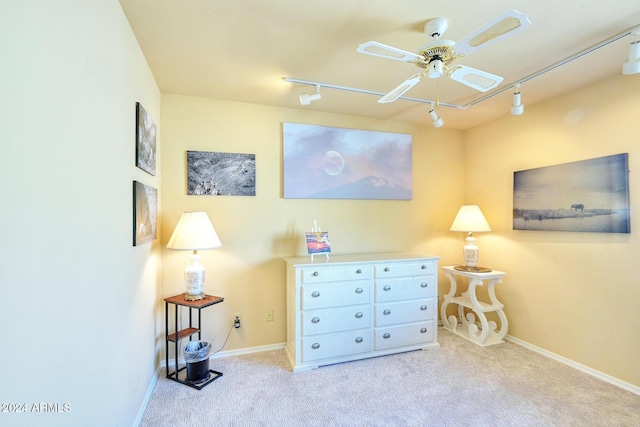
<box><xmin>440</xmin><ymin>266</ymin><xmax>508</xmax><ymax>346</ymax></box>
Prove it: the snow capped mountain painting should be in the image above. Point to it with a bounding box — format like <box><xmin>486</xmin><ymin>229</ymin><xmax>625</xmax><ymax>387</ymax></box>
<box><xmin>283</xmin><ymin>123</ymin><xmax>412</xmax><ymax>200</ymax></box>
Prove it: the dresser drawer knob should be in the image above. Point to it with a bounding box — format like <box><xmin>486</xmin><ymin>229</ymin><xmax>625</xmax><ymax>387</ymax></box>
<box><xmin>355</xmin><ymin>287</ymin><xmax>363</xmax><ymax>294</ymax></box>
<box><xmin>383</xmin><ymin>333</ymin><xmax>391</xmax><ymax>339</ymax></box>
<box><xmin>311</xmin><ymin>343</ymin><xmax>320</xmax><ymax>349</ymax></box>
<box><xmin>420</xmin><ymin>327</ymin><xmax>427</xmax><ymax>333</ymax></box>
<box><xmin>311</xmin><ymin>317</ymin><xmax>320</xmax><ymax>324</ymax></box>
<box><xmin>383</xmin><ymin>285</ymin><xmax>391</xmax><ymax>291</ymax></box>
<box><xmin>356</xmin><ymin>268</ymin><xmax>362</xmax><ymax>274</ymax></box>
<box><xmin>384</xmin><ymin>267</ymin><xmax>390</xmax><ymax>272</ymax></box>
<box><xmin>311</xmin><ymin>291</ymin><xmax>320</xmax><ymax>298</ymax></box>
<box><xmin>355</xmin><ymin>312</ymin><xmax>363</xmax><ymax>318</ymax></box>
<box><xmin>312</xmin><ymin>271</ymin><xmax>319</xmax><ymax>276</ymax></box>
<box><xmin>383</xmin><ymin>309</ymin><xmax>391</xmax><ymax>315</ymax></box>
<box><xmin>420</xmin><ymin>305</ymin><xmax>427</xmax><ymax>311</ymax></box>
<box><xmin>421</xmin><ymin>282</ymin><xmax>428</xmax><ymax>288</ymax></box>
<box><xmin>355</xmin><ymin>337</ymin><xmax>363</xmax><ymax>343</ymax></box>
<box><xmin>421</xmin><ymin>265</ymin><xmax>427</xmax><ymax>269</ymax></box>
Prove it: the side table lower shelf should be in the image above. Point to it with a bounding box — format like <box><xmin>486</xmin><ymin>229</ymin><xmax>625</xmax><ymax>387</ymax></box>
<box><xmin>164</xmin><ymin>293</ymin><xmax>225</xmax><ymax>390</ymax></box>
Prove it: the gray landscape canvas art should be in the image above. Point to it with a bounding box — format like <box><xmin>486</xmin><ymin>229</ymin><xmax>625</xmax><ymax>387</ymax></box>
<box><xmin>283</xmin><ymin>123</ymin><xmax>412</xmax><ymax>200</ymax></box>
<box><xmin>513</xmin><ymin>153</ymin><xmax>630</xmax><ymax>233</ymax></box>
<box><xmin>133</xmin><ymin>181</ymin><xmax>157</xmax><ymax>246</ymax></box>
<box><xmin>187</xmin><ymin>151</ymin><xmax>256</xmax><ymax>196</ymax></box>
<box><xmin>135</xmin><ymin>102</ymin><xmax>156</xmax><ymax>176</ymax></box>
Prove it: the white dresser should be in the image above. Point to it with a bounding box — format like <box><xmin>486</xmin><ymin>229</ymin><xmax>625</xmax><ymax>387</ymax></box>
<box><xmin>285</xmin><ymin>253</ymin><xmax>440</xmax><ymax>372</ymax></box>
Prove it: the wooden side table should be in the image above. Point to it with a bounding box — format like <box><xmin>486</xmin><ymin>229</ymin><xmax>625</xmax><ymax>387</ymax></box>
<box><xmin>164</xmin><ymin>293</ymin><xmax>224</xmax><ymax>389</ymax></box>
<box><xmin>440</xmin><ymin>266</ymin><xmax>508</xmax><ymax>346</ymax></box>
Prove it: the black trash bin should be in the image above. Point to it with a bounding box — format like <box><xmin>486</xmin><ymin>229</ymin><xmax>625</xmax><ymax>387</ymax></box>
<box><xmin>183</xmin><ymin>341</ymin><xmax>211</xmax><ymax>382</ymax></box>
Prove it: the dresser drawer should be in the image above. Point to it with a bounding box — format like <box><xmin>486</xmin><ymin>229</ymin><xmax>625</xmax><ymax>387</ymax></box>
<box><xmin>302</xmin><ymin>304</ymin><xmax>370</xmax><ymax>336</ymax></box>
<box><xmin>375</xmin><ymin>321</ymin><xmax>435</xmax><ymax>350</ymax></box>
<box><xmin>301</xmin><ymin>280</ymin><xmax>371</xmax><ymax>310</ymax></box>
<box><xmin>375</xmin><ymin>276</ymin><xmax>435</xmax><ymax>302</ymax></box>
<box><xmin>375</xmin><ymin>299</ymin><xmax>434</xmax><ymax>327</ymax></box>
<box><xmin>374</xmin><ymin>261</ymin><xmax>435</xmax><ymax>278</ymax></box>
<box><xmin>302</xmin><ymin>329</ymin><xmax>371</xmax><ymax>362</ymax></box>
<box><xmin>301</xmin><ymin>265</ymin><xmax>373</xmax><ymax>284</ymax></box>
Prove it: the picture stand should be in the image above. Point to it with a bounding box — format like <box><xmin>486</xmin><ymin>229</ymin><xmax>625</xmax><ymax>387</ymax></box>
<box><xmin>306</xmin><ymin>220</ymin><xmax>330</xmax><ymax>263</ymax></box>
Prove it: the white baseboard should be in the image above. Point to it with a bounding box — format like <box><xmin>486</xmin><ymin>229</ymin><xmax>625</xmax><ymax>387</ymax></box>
<box><xmin>506</xmin><ymin>334</ymin><xmax>640</xmax><ymax>397</ymax></box>
<box><xmin>133</xmin><ymin>364</ymin><xmax>161</xmax><ymax>427</ymax></box>
<box><xmin>161</xmin><ymin>342</ymin><xmax>287</xmax><ymax>369</ymax></box>
<box><xmin>211</xmin><ymin>342</ymin><xmax>287</xmax><ymax>359</ymax></box>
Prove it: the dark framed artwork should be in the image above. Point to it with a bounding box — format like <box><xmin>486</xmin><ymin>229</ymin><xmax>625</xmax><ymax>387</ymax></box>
<box><xmin>133</xmin><ymin>181</ymin><xmax>158</xmax><ymax>246</ymax></box>
<box><xmin>513</xmin><ymin>153</ymin><xmax>630</xmax><ymax>233</ymax></box>
<box><xmin>136</xmin><ymin>102</ymin><xmax>157</xmax><ymax>176</ymax></box>
<box><xmin>283</xmin><ymin>123</ymin><xmax>412</xmax><ymax>200</ymax></box>
<box><xmin>187</xmin><ymin>150</ymin><xmax>256</xmax><ymax>196</ymax></box>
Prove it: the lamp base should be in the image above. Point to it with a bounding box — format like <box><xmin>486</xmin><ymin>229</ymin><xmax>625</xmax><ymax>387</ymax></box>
<box><xmin>183</xmin><ymin>292</ymin><xmax>206</xmax><ymax>301</ymax></box>
<box><xmin>454</xmin><ymin>265</ymin><xmax>492</xmax><ymax>273</ymax></box>
<box><xmin>183</xmin><ymin>252</ymin><xmax>206</xmax><ymax>301</ymax></box>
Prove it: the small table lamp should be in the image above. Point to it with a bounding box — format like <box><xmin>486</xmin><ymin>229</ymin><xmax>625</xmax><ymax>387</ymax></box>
<box><xmin>450</xmin><ymin>205</ymin><xmax>492</xmax><ymax>271</ymax></box>
<box><xmin>167</xmin><ymin>212</ymin><xmax>222</xmax><ymax>300</ymax></box>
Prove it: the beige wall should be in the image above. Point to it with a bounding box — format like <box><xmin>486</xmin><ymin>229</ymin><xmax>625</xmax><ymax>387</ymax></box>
<box><xmin>160</xmin><ymin>93</ymin><xmax>464</xmax><ymax>351</ymax></box>
<box><xmin>464</xmin><ymin>74</ymin><xmax>640</xmax><ymax>387</ymax></box>
<box><xmin>0</xmin><ymin>1</ymin><xmax>161</xmax><ymax>426</ymax></box>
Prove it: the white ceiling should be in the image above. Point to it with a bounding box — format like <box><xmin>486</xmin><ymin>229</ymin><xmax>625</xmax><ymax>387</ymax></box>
<box><xmin>119</xmin><ymin>0</ymin><xmax>640</xmax><ymax>130</ymax></box>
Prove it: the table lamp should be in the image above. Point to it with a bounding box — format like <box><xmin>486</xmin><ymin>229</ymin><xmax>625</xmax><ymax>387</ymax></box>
<box><xmin>167</xmin><ymin>212</ymin><xmax>222</xmax><ymax>300</ymax></box>
<box><xmin>449</xmin><ymin>205</ymin><xmax>492</xmax><ymax>271</ymax></box>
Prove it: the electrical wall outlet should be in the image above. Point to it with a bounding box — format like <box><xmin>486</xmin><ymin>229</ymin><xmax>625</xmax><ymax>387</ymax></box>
<box><xmin>266</xmin><ymin>308</ymin><xmax>274</xmax><ymax>322</ymax></box>
<box><xmin>234</xmin><ymin>313</ymin><xmax>241</xmax><ymax>329</ymax></box>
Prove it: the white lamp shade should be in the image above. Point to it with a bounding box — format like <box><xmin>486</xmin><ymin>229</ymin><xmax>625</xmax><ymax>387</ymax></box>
<box><xmin>449</xmin><ymin>205</ymin><xmax>492</xmax><ymax>233</ymax></box>
<box><xmin>167</xmin><ymin>212</ymin><xmax>222</xmax><ymax>250</ymax></box>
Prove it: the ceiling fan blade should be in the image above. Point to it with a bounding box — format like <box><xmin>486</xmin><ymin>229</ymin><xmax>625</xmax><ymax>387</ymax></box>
<box><xmin>378</xmin><ymin>74</ymin><xmax>424</xmax><ymax>103</ymax></box>
<box><xmin>357</xmin><ymin>41</ymin><xmax>423</xmax><ymax>62</ymax></box>
<box><xmin>454</xmin><ymin>9</ymin><xmax>531</xmax><ymax>55</ymax></box>
<box><xmin>448</xmin><ymin>65</ymin><xmax>503</xmax><ymax>92</ymax></box>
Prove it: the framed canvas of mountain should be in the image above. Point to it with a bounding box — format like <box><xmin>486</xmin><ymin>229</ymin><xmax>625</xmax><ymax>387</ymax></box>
<box><xmin>283</xmin><ymin>123</ymin><xmax>412</xmax><ymax>200</ymax></box>
<box><xmin>513</xmin><ymin>153</ymin><xmax>630</xmax><ymax>233</ymax></box>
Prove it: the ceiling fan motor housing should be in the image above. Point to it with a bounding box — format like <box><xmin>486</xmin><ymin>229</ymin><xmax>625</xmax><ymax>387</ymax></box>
<box><xmin>417</xmin><ymin>39</ymin><xmax>460</xmax><ymax>67</ymax></box>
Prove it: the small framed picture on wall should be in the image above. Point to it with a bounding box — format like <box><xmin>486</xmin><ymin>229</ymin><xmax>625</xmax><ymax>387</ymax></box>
<box><xmin>135</xmin><ymin>102</ymin><xmax>157</xmax><ymax>176</ymax></box>
<box><xmin>133</xmin><ymin>180</ymin><xmax>157</xmax><ymax>246</ymax></box>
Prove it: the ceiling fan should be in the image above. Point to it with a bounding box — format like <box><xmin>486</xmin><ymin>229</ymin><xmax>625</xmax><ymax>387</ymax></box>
<box><xmin>356</xmin><ymin>9</ymin><xmax>531</xmax><ymax>103</ymax></box>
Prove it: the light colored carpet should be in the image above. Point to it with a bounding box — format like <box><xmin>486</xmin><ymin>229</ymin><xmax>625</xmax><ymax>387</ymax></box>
<box><xmin>141</xmin><ymin>328</ymin><xmax>640</xmax><ymax>426</ymax></box>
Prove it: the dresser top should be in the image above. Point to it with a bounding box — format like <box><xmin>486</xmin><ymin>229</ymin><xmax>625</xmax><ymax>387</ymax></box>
<box><xmin>284</xmin><ymin>252</ymin><xmax>439</xmax><ymax>267</ymax></box>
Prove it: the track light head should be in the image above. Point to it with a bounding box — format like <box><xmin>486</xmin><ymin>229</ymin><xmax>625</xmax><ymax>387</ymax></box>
<box><xmin>428</xmin><ymin>104</ymin><xmax>444</xmax><ymax>128</ymax></box>
<box><xmin>299</xmin><ymin>85</ymin><xmax>322</xmax><ymax>105</ymax></box>
<box><xmin>510</xmin><ymin>84</ymin><xmax>524</xmax><ymax>116</ymax></box>
<box><xmin>622</xmin><ymin>32</ymin><xmax>640</xmax><ymax>75</ymax></box>
<box><xmin>299</xmin><ymin>92</ymin><xmax>321</xmax><ymax>105</ymax></box>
